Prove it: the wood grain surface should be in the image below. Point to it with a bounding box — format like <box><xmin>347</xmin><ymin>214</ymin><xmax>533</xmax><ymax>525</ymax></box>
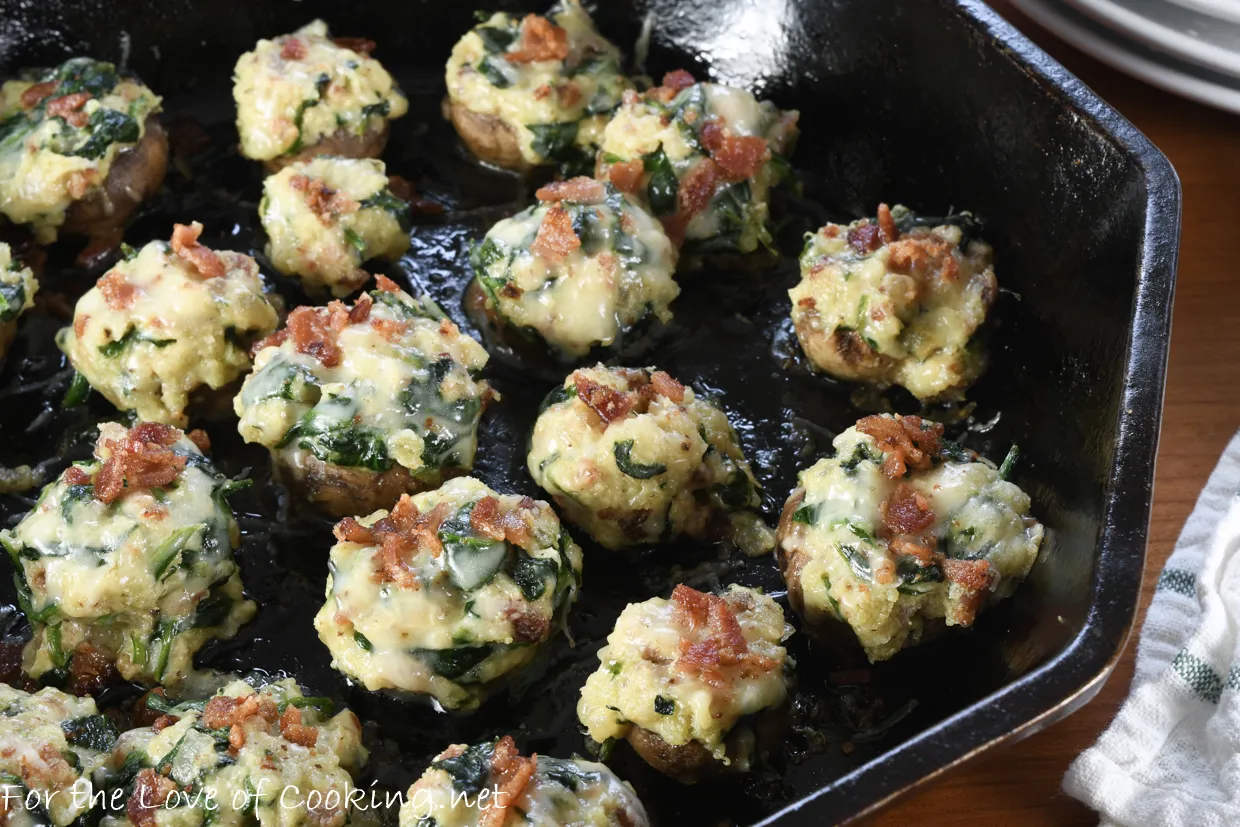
<box><xmin>863</xmin><ymin>3</ymin><xmax>1240</xmax><ymax>824</ymax></box>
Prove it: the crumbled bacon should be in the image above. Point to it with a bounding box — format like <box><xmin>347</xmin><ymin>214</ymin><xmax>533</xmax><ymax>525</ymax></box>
<box><xmin>20</xmin><ymin>81</ymin><xmax>57</xmax><ymax>109</ymax></box>
<box><xmin>669</xmin><ymin>584</ymin><xmax>777</xmax><ymax>689</ymax></box>
<box><xmin>201</xmin><ymin>693</ymin><xmax>279</xmax><ymax>730</ymax></box>
<box><xmin>332</xmin><ymin>36</ymin><xmax>376</xmax><ymax>55</ymax></box>
<box><xmin>481</xmin><ymin>737</ymin><xmax>536</xmax><ymax>827</ymax></box>
<box><xmin>847</xmin><ymin>222</ymin><xmax>883</xmax><ymax>255</ymax></box>
<box><xmin>607</xmin><ymin>159</ymin><xmax>645</xmax><ymax>194</ymax></box>
<box><xmin>20</xmin><ymin>743</ymin><xmax>77</xmax><ymax>792</ymax></box>
<box><xmin>699</xmin><ymin>118</ymin><xmax>769</xmax><ymax>181</ymax></box>
<box><xmin>66</xmin><ymin>169</ymin><xmax>97</xmax><ymax>199</ymax></box>
<box><xmin>370</xmin><ymin>316</ymin><xmax>408</xmax><ymax>343</ymax></box>
<box><xmin>573</xmin><ymin>374</ymin><xmax>632</xmax><ymax>425</ymax></box>
<box><xmin>65</xmin><ymin>642</ymin><xmax>117</xmax><ymax>696</ymax></box>
<box><xmin>649</xmin><ymin>370</ymin><xmax>685</xmax><ymax>404</ymax></box>
<box><xmin>228</xmin><ymin>724</ymin><xmax>246</xmax><ymax>751</ymax></box>
<box><xmin>325</xmin><ymin>300</ymin><xmax>352</xmax><ymax>332</ymax></box>
<box><xmin>63</xmin><ymin>465</ymin><xmax>91</xmax><ymax>486</ymax></box>
<box><xmin>876</xmin><ymin>203</ymin><xmax>898</xmax><ymax>243</ymax></box>
<box><xmin>505</xmin><ymin>15</ymin><xmax>569</xmax><ymax>64</ymax></box>
<box><xmin>290</xmin><ymin>174</ymin><xmax>359</xmax><ymax>222</ymax></box>
<box><xmin>505</xmin><ymin>604</ymin><xmax>551</xmax><ymax>643</ymax></box>
<box><xmin>280</xmin><ymin>38</ymin><xmax>307</xmax><ymax>61</ymax></box>
<box><xmin>367</xmin><ymin>497</ymin><xmax>452</xmax><ymax>587</ymax></box>
<box><xmin>287</xmin><ymin>306</ymin><xmax>342</xmax><ymax>367</ymax></box>
<box><xmin>887</xmin><ymin>235</ymin><xmax>959</xmax><ymax>283</ymax></box>
<box><xmin>469</xmin><ymin>496</ymin><xmax>506</xmax><ymax>542</ymax></box>
<box><xmin>535</xmin><ymin>176</ymin><xmax>606</xmax><ymax>204</ymax></box>
<box><xmin>171</xmin><ymin>222</ymin><xmax>226</xmax><ymax>279</ymax></box>
<box><xmin>888</xmin><ymin>534</ymin><xmax>937</xmax><ymax>565</ymax></box>
<box><xmin>250</xmin><ymin>328</ymin><xmax>289</xmax><ymax>357</ymax></box>
<box><xmin>855</xmin><ymin>415</ymin><xmax>944</xmax><ymax>479</ymax></box>
<box><xmin>151</xmin><ymin>715</ymin><xmax>178</xmax><ymax>732</ymax></box>
<box><xmin>187</xmin><ymin>429</ymin><xmax>211</xmax><ymax>454</ymax></box>
<box><xmin>93</xmin><ymin>423</ymin><xmax>187</xmax><ymax>504</ymax></box>
<box><xmin>671</xmin><ymin>583</ymin><xmax>711</xmax><ymax>631</ymax></box>
<box><xmin>679</xmin><ymin>158</ymin><xmax>719</xmax><ymax>218</ymax></box>
<box><xmin>127</xmin><ymin>770</ymin><xmax>178</xmax><ymax>827</ymax></box>
<box><xmin>46</xmin><ymin>92</ymin><xmax>91</xmax><ymax>128</ymax></box>
<box><xmin>374</xmin><ymin>273</ymin><xmax>401</xmax><ymax>292</ymax></box>
<box><xmin>333</xmin><ymin>516</ymin><xmax>374</xmax><ymax>545</ymax></box>
<box><xmin>883</xmin><ymin>483</ymin><xmax>935</xmax><ymax>536</ymax></box>
<box><xmin>661</xmin><ymin>69</ymin><xmax>696</xmax><ymax>93</ymax></box>
<box><xmin>530</xmin><ymin>203</ymin><xmax>581</xmax><ymax>262</ymax></box>
<box><xmin>279</xmin><ymin>706</ymin><xmax>318</xmax><ymax>747</ymax></box>
<box><xmin>942</xmin><ymin>558</ymin><xmax>995</xmax><ymax>625</ymax></box>
<box><xmin>98</xmin><ymin>270</ymin><xmax>138</xmax><ymax>310</ymax></box>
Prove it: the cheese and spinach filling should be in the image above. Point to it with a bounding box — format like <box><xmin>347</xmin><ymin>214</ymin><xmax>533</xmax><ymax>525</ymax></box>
<box><xmin>470</xmin><ymin>179</ymin><xmax>678</xmax><ymax>358</ymax></box>
<box><xmin>260</xmin><ymin>156</ymin><xmax>411</xmax><ymax>297</ymax></box>
<box><xmin>315</xmin><ymin>477</ymin><xmax>583</xmax><ymax>712</ymax></box>
<box><xmin>778</xmin><ymin>416</ymin><xmax>1043</xmax><ymax>662</ymax></box>
<box><xmin>445</xmin><ymin>0</ymin><xmax>631</xmax><ymax>170</ymax></box>
<box><xmin>233</xmin><ymin>20</ymin><xmax>408</xmax><ymax>163</ymax></box>
<box><xmin>97</xmin><ymin>679</ymin><xmax>367</xmax><ymax>827</ymax></box>
<box><xmin>235</xmin><ymin>284</ymin><xmax>491</xmax><ymax>485</ymax></box>
<box><xmin>578</xmin><ymin>585</ymin><xmax>791</xmax><ymax>767</ymax></box>
<box><xmin>57</xmin><ymin>231</ymin><xmax>280</xmax><ymax>428</ymax></box>
<box><xmin>0</xmin><ymin>685</ymin><xmax>116</xmax><ymax>827</ymax></box>
<box><xmin>0</xmin><ymin>241</ymin><xmax>39</xmax><ymax>354</ymax></box>
<box><xmin>789</xmin><ymin>204</ymin><xmax>997</xmax><ymax>400</ymax></box>
<box><xmin>1</xmin><ymin>422</ymin><xmax>255</xmax><ymax>686</ymax></box>
<box><xmin>0</xmin><ymin>58</ymin><xmax>162</xmax><ymax>241</ymax></box>
<box><xmin>401</xmin><ymin>738</ymin><xmax>649</xmax><ymax>827</ymax></box>
<box><xmin>527</xmin><ymin>365</ymin><xmax>772</xmax><ymax>554</ymax></box>
<box><xmin>596</xmin><ymin>78</ymin><xmax>798</xmax><ymax>255</ymax></box>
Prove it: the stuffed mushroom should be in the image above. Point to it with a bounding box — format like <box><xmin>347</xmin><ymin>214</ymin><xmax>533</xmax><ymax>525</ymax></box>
<box><xmin>0</xmin><ymin>241</ymin><xmax>38</xmax><ymax>361</ymax></box>
<box><xmin>788</xmin><ymin>204</ymin><xmax>997</xmax><ymax>400</ymax></box>
<box><xmin>1</xmin><ymin>421</ymin><xmax>255</xmax><ymax>686</ymax></box>
<box><xmin>0</xmin><ymin>684</ymin><xmax>117</xmax><ymax>827</ymax></box>
<box><xmin>0</xmin><ymin>57</ymin><xmax>167</xmax><ymax>244</ymax></box>
<box><xmin>98</xmin><ymin>678</ymin><xmax>366</xmax><ymax>827</ymax></box>
<box><xmin>56</xmin><ymin>223</ymin><xmax>281</xmax><ymax>427</ymax></box>
<box><xmin>401</xmin><ymin>736</ymin><xmax>648</xmax><ymax>827</ymax></box>
<box><xmin>233</xmin><ymin>20</ymin><xmax>408</xmax><ymax>170</ymax></box>
<box><xmin>444</xmin><ymin>0</ymin><xmax>630</xmax><ymax>172</ymax></box>
<box><xmin>315</xmin><ymin>477</ymin><xmax>582</xmax><ymax>712</ymax></box>
<box><xmin>578</xmin><ymin>584</ymin><xmax>791</xmax><ymax>783</ymax></box>
<box><xmin>466</xmin><ymin>176</ymin><xmax>678</xmax><ymax>358</ymax></box>
<box><xmin>776</xmin><ymin>414</ymin><xmax>1044</xmax><ymax>662</ymax></box>
<box><xmin>235</xmin><ymin>276</ymin><xmax>493</xmax><ymax>517</ymax></box>
<box><xmin>528</xmin><ymin>365</ymin><xmax>771</xmax><ymax>553</ymax></box>
<box><xmin>260</xmin><ymin>156</ymin><xmax>412</xmax><ymax>297</ymax></box>
<box><xmin>595</xmin><ymin>70</ymin><xmax>798</xmax><ymax>256</ymax></box>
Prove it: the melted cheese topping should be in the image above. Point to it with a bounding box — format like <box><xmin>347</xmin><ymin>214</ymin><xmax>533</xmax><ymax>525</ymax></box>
<box><xmin>0</xmin><ymin>58</ymin><xmax>162</xmax><ymax>241</ymax></box>
<box><xmin>779</xmin><ymin>424</ymin><xmax>1044</xmax><ymax>662</ymax></box>
<box><xmin>597</xmin><ymin>83</ymin><xmax>798</xmax><ymax>254</ymax></box>
<box><xmin>57</xmin><ymin>239</ymin><xmax>279</xmax><ymax>427</ymax></box>
<box><xmin>0</xmin><ymin>241</ymin><xmax>39</xmax><ymax>358</ymax></box>
<box><xmin>472</xmin><ymin>185</ymin><xmax>678</xmax><ymax>356</ymax></box>
<box><xmin>445</xmin><ymin>1</ymin><xmax>631</xmax><ymax>167</ymax></box>
<box><xmin>789</xmin><ymin>207</ymin><xmax>996</xmax><ymax>400</ymax></box>
<box><xmin>235</xmin><ymin>288</ymin><xmax>490</xmax><ymax>482</ymax></box>
<box><xmin>0</xmin><ymin>685</ymin><xmax>112</xmax><ymax>827</ymax></box>
<box><xmin>402</xmin><ymin>744</ymin><xmax>648</xmax><ymax>827</ymax></box>
<box><xmin>261</xmin><ymin>156</ymin><xmax>410</xmax><ymax>297</ymax></box>
<box><xmin>233</xmin><ymin>20</ymin><xmax>408</xmax><ymax>162</ymax></box>
<box><xmin>1</xmin><ymin>423</ymin><xmax>255</xmax><ymax>685</ymax></box>
<box><xmin>104</xmin><ymin>679</ymin><xmax>366</xmax><ymax>827</ymax></box>
<box><xmin>578</xmin><ymin>585</ymin><xmax>790</xmax><ymax>764</ymax></box>
<box><xmin>315</xmin><ymin>477</ymin><xmax>582</xmax><ymax>712</ymax></box>
<box><xmin>527</xmin><ymin>365</ymin><xmax>771</xmax><ymax>553</ymax></box>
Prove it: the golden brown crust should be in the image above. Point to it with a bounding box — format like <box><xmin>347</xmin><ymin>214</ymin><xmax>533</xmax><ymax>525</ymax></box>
<box><xmin>442</xmin><ymin>96</ymin><xmax>529</xmax><ymax>172</ymax></box>
<box><xmin>261</xmin><ymin>123</ymin><xmax>391</xmax><ymax>173</ymax></box>
<box><xmin>273</xmin><ymin>450</ymin><xmax>459</xmax><ymax>518</ymax></box>
<box><xmin>62</xmin><ymin>116</ymin><xmax>168</xmax><ymax>239</ymax></box>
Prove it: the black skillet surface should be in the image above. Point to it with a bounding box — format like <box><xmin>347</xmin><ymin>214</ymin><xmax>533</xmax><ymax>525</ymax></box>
<box><xmin>0</xmin><ymin>1</ymin><xmax>1178</xmax><ymax>825</ymax></box>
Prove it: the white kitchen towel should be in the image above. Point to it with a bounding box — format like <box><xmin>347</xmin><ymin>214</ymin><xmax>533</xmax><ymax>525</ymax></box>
<box><xmin>1063</xmin><ymin>429</ymin><xmax>1240</xmax><ymax>826</ymax></box>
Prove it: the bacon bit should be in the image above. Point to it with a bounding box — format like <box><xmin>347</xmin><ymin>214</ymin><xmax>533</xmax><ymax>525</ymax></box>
<box><xmin>332</xmin><ymin>36</ymin><xmax>376</xmax><ymax>55</ymax></box>
<box><xmin>469</xmin><ymin>496</ymin><xmax>506</xmax><ymax>542</ymax></box>
<box><xmin>250</xmin><ymin>328</ymin><xmax>289</xmax><ymax>357</ymax></box>
<box><xmin>171</xmin><ymin>222</ymin><xmax>226</xmax><ymax>280</ymax></box>
<box><xmin>887</xmin><ymin>235</ymin><xmax>959</xmax><ymax>283</ymax></box>
<box><xmin>876</xmin><ymin>203</ymin><xmax>898</xmax><ymax>243</ymax></box>
<box><xmin>289</xmin><ymin>174</ymin><xmax>359</xmax><ymax>222</ymax></box>
<box><xmin>63</xmin><ymin>465</ymin><xmax>92</xmax><ymax>486</ymax></box>
<box><xmin>201</xmin><ymin>693</ymin><xmax>279</xmax><ymax>731</ymax></box>
<box><xmin>374</xmin><ymin>273</ymin><xmax>401</xmax><ymax>292</ymax></box>
<box><xmin>608</xmin><ymin>159</ymin><xmax>645</xmax><ymax>194</ymax></box>
<box><xmin>856</xmin><ymin>415</ymin><xmax>944</xmax><ymax>479</ymax></box>
<box><xmin>228</xmin><ymin>724</ymin><xmax>246</xmax><ymax>751</ymax></box>
<box><xmin>847</xmin><ymin>222</ymin><xmax>883</xmax><ymax>255</ymax></box>
<box><xmin>556</xmin><ymin>81</ymin><xmax>582</xmax><ymax>107</ymax></box>
<box><xmin>530</xmin><ymin>203</ymin><xmax>581</xmax><ymax>262</ymax></box>
<box><xmin>46</xmin><ymin>92</ymin><xmax>91</xmax><ymax>128</ymax></box>
<box><xmin>20</xmin><ymin>81</ymin><xmax>57</xmax><ymax>109</ymax></box>
<box><xmin>279</xmin><ymin>706</ymin><xmax>318</xmax><ymax>747</ymax></box>
<box><xmin>368</xmin><ymin>497</ymin><xmax>452</xmax><ymax>586</ymax></box>
<box><xmin>287</xmin><ymin>306</ymin><xmax>342</xmax><ymax>367</ymax></box>
<box><xmin>534</xmin><ymin>84</ymin><xmax>552</xmax><ymax>100</ymax></box>
<box><xmin>187</xmin><ymin>429</ymin><xmax>211</xmax><ymax>454</ymax></box>
<box><xmin>649</xmin><ymin>371</ymin><xmax>685</xmax><ymax>404</ymax></box>
<box><xmin>325</xmin><ymin>300</ymin><xmax>352</xmax><ymax>332</ymax></box>
<box><xmin>506</xmin><ymin>15</ymin><xmax>569</xmax><ymax>64</ymax></box>
<box><xmin>662</xmin><ymin>69</ymin><xmax>697</xmax><ymax>93</ymax></box>
<box><xmin>151</xmin><ymin>715</ymin><xmax>178</xmax><ymax>732</ymax></box>
<box><xmin>370</xmin><ymin>316</ymin><xmax>408</xmax><ymax>343</ymax></box>
<box><xmin>333</xmin><ymin>516</ymin><xmax>374</xmax><ymax>545</ymax></box>
<box><xmin>481</xmin><ymin>737</ymin><xmax>536</xmax><ymax>827</ymax></box>
<box><xmin>280</xmin><ymin>38</ymin><xmax>308</xmax><ymax>61</ymax></box>
<box><xmin>942</xmin><ymin>558</ymin><xmax>995</xmax><ymax>626</ymax></box>
<box><xmin>66</xmin><ymin>169</ymin><xmax>97</xmax><ymax>200</ymax></box>
<box><xmin>535</xmin><ymin>176</ymin><xmax>606</xmax><ymax>204</ymax></box>
<box><xmin>573</xmin><ymin>374</ymin><xmax>632</xmax><ymax>425</ymax></box>
<box><xmin>699</xmin><ymin>118</ymin><xmax>769</xmax><ymax>180</ymax></box>
<box><xmin>348</xmin><ymin>294</ymin><xmax>373</xmax><ymax>324</ymax></box>
<box><xmin>505</xmin><ymin>604</ymin><xmax>551</xmax><ymax>643</ymax></box>
<box><xmin>671</xmin><ymin>584</ymin><xmax>710</xmax><ymax>632</ymax></box>
<box><xmin>889</xmin><ymin>534</ymin><xmax>937</xmax><ymax>564</ymax></box>
<box><xmin>74</xmin><ymin>314</ymin><xmax>90</xmax><ymax>339</ymax></box>
<box><xmin>883</xmin><ymin>483</ymin><xmax>935</xmax><ymax>535</ymax></box>
<box><xmin>93</xmin><ymin>423</ymin><xmax>187</xmax><ymax>504</ymax></box>
<box><xmin>127</xmin><ymin>770</ymin><xmax>177</xmax><ymax>827</ymax></box>
<box><xmin>65</xmin><ymin>642</ymin><xmax>117</xmax><ymax>696</ymax></box>
<box><xmin>374</xmin><ymin>533</ymin><xmax>418</xmax><ymax>588</ymax></box>
<box><xmin>706</xmin><ymin>595</ymin><xmax>749</xmax><ymax>659</ymax></box>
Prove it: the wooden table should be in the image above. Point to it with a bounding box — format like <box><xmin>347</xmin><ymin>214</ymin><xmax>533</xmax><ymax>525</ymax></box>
<box><xmin>863</xmin><ymin>4</ymin><xmax>1240</xmax><ymax>824</ymax></box>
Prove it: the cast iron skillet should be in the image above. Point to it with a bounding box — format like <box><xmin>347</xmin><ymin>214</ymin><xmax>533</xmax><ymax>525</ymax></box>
<box><xmin>0</xmin><ymin>0</ymin><xmax>1179</xmax><ymax>824</ymax></box>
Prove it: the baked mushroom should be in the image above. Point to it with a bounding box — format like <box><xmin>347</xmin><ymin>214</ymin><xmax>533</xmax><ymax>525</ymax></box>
<box><xmin>528</xmin><ymin>365</ymin><xmax>771</xmax><ymax>553</ymax></box>
<box><xmin>1</xmin><ymin>421</ymin><xmax>256</xmax><ymax>686</ymax></box>
<box><xmin>56</xmin><ymin>222</ymin><xmax>280</xmax><ymax>427</ymax></box>
<box><xmin>233</xmin><ymin>20</ymin><xmax>408</xmax><ymax>170</ymax></box>
<box><xmin>578</xmin><ymin>584</ymin><xmax>792</xmax><ymax>783</ymax></box>
<box><xmin>0</xmin><ymin>241</ymin><xmax>38</xmax><ymax>361</ymax></box>
<box><xmin>100</xmin><ymin>678</ymin><xmax>366</xmax><ymax>827</ymax></box>
<box><xmin>466</xmin><ymin>176</ymin><xmax>678</xmax><ymax>359</ymax></box>
<box><xmin>444</xmin><ymin>0</ymin><xmax>631</xmax><ymax>172</ymax></box>
<box><xmin>401</xmin><ymin>736</ymin><xmax>649</xmax><ymax>827</ymax></box>
<box><xmin>788</xmin><ymin>204</ymin><xmax>997</xmax><ymax>400</ymax></box>
<box><xmin>260</xmin><ymin>156</ymin><xmax>412</xmax><ymax>297</ymax></box>
<box><xmin>235</xmin><ymin>276</ymin><xmax>493</xmax><ymax>517</ymax></box>
<box><xmin>595</xmin><ymin>70</ymin><xmax>798</xmax><ymax>256</ymax></box>
<box><xmin>776</xmin><ymin>414</ymin><xmax>1044</xmax><ymax>662</ymax></box>
<box><xmin>0</xmin><ymin>684</ymin><xmax>116</xmax><ymax>827</ymax></box>
<box><xmin>315</xmin><ymin>477</ymin><xmax>582</xmax><ymax>712</ymax></box>
<box><xmin>0</xmin><ymin>57</ymin><xmax>167</xmax><ymax>245</ymax></box>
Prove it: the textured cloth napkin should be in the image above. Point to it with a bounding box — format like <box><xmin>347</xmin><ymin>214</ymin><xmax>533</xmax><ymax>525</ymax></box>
<box><xmin>1064</xmin><ymin>430</ymin><xmax>1240</xmax><ymax>826</ymax></box>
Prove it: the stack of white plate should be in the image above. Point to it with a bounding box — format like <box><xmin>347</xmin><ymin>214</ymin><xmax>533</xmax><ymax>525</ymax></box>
<box><xmin>1011</xmin><ymin>0</ymin><xmax>1240</xmax><ymax>113</ymax></box>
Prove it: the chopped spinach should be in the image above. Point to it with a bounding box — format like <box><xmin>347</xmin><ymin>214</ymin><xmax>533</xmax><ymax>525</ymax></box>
<box><xmin>475</xmin><ymin>25</ymin><xmax>518</xmax><ymax>54</ymax></box>
<box><xmin>277</xmin><ymin>696</ymin><xmax>334</xmax><ymax>718</ymax></box>
<box><xmin>538</xmin><ymin>757</ymin><xmax>600</xmax><ymax>791</ymax></box>
<box><xmin>839</xmin><ymin>442</ymin><xmax>881</xmax><ymax>475</ymax></box>
<box><xmin>477</xmin><ymin>56</ymin><xmax>514</xmax><ymax>88</ymax></box>
<box><xmin>613</xmin><ymin>439</ymin><xmax>666</xmax><ymax>479</ymax></box>
<box><xmin>712</xmin><ymin>470</ymin><xmax>754</xmax><ymax>509</ymax></box>
<box><xmin>190</xmin><ymin>587</ymin><xmax>234</xmax><ymax>629</ymax></box>
<box><xmin>654</xmin><ymin>695</ymin><xmax>675</xmax><ymax>715</ymax></box>
<box><xmin>343</xmin><ymin>227</ymin><xmax>367</xmax><ymax>255</ymax></box>
<box><xmin>61</xmin><ymin>715</ymin><xmax>119</xmax><ymax>752</ymax></box>
<box><xmin>527</xmin><ymin>121</ymin><xmax>579</xmax><ymax>163</ymax></box>
<box><xmin>359</xmin><ymin>190</ymin><xmax>412</xmax><ymax>229</ymax></box>
<box><xmin>370</xmin><ymin>288</ymin><xmax>445</xmax><ymax>321</ymax></box>
<box><xmin>59</xmin><ymin>483</ymin><xmax>94</xmax><ymax>521</ymax></box>
<box><xmin>505</xmin><ymin>552</ymin><xmax>558</xmax><ymax>601</ymax></box>
<box><xmin>48</xmin><ymin>58</ymin><xmax>119</xmax><ymax>98</ymax></box>
<box><xmin>413</xmin><ymin>645</ymin><xmax>495</xmax><ymax>681</ymax></box>
<box><xmin>838</xmin><ymin>544</ymin><xmax>872</xmax><ymax>581</ymax></box>
<box><xmin>441</xmin><ymin>523</ymin><xmax>508</xmax><ymax>592</ymax></box>
<box><xmin>288</xmin><ymin>393</ymin><xmax>393</xmax><ymax>471</ymax></box>
<box><xmin>14</xmin><ymin>573</ymin><xmax>58</xmax><ymax>623</ymax></box>
<box><xmin>70</xmin><ymin>108</ymin><xmax>139</xmax><ymax>159</ymax></box>
<box><xmin>0</xmin><ymin>281</ymin><xmax>25</xmax><ymax>322</ymax></box>
<box><xmin>62</xmin><ymin>372</ymin><xmax>91</xmax><ymax>407</ymax></box>
<box><xmin>791</xmin><ymin>503</ymin><xmax>819</xmax><ymax>525</ymax></box>
<box><xmin>895</xmin><ymin>556</ymin><xmax>944</xmax><ymax>595</ymax></box>
<box><xmin>642</xmin><ymin>147</ymin><xmax>678</xmax><ymax>216</ymax></box>
<box><xmin>152</xmin><ymin>524</ymin><xmax>204</xmax><ymax>580</ymax></box>
<box><xmin>353</xmin><ymin>631</ymin><xmax>373</xmax><ymax>651</ymax></box>
<box><xmin>430</xmin><ymin>740</ymin><xmax>493</xmax><ymax>795</ymax></box>
<box><xmin>538</xmin><ymin>382</ymin><xmax>576</xmax><ymax>413</ymax></box>
<box><xmin>997</xmin><ymin>444</ymin><xmax>1020</xmax><ymax>481</ymax></box>
<box><xmin>241</xmin><ymin>358</ymin><xmax>320</xmax><ymax>406</ymax></box>
<box><xmin>98</xmin><ymin>327</ymin><xmax>175</xmax><ymax>357</ymax></box>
